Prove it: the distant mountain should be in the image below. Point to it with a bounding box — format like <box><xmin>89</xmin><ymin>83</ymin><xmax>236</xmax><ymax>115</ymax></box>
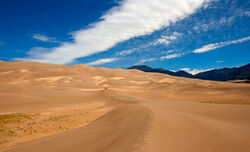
<box><xmin>128</xmin><ymin>64</ymin><xmax>250</xmax><ymax>81</ymax></box>
<box><xmin>175</xmin><ymin>70</ymin><xmax>194</xmax><ymax>78</ymax></box>
<box><xmin>128</xmin><ymin>65</ymin><xmax>193</xmax><ymax>78</ymax></box>
<box><xmin>195</xmin><ymin>64</ymin><xmax>250</xmax><ymax>81</ymax></box>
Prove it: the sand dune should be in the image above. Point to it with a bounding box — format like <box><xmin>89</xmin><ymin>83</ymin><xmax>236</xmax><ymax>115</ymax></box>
<box><xmin>0</xmin><ymin>61</ymin><xmax>250</xmax><ymax>152</ymax></box>
<box><xmin>6</xmin><ymin>104</ymin><xmax>153</xmax><ymax>152</ymax></box>
<box><xmin>138</xmin><ymin>99</ymin><xmax>250</xmax><ymax>152</ymax></box>
<box><xmin>129</xmin><ymin>80</ymin><xmax>150</xmax><ymax>85</ymax></box>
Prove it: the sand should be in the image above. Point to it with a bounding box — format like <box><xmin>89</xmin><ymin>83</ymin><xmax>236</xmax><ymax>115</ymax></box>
<box><xmin>0</xmin><ymin>61</ymin><xmax>250</xmax><ymax>152</ymax></box>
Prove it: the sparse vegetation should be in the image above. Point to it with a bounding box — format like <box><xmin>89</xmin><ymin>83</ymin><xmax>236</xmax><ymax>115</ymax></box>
<box><xmin>0</xmin><ymin>113</ymin><xmax>33</xmax><ymax>127</ymax></box>
<box><xmin>0</xmin><ymin>113</ymin><xmax>35</xmax><ymax>148</ymax></box>
<box><xmin>47</xmin><ymin>115</ymin><xmax>69</xmax><ymax>121</ymax></box>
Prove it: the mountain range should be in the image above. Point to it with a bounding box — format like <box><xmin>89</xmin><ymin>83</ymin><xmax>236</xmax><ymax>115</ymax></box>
<box><xmin>128</xmin><ymin>63</ymin><xmax>250</xmax><ymax>82</ymax></box>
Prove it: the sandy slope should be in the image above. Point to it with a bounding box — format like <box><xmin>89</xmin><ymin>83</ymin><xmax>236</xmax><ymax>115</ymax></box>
<box><xmin>6</xmin><ymin>104</ymin><xmax>153</xmax><ymax>152</ymax></box>
<box><xmin>0</xmin><ymin>61</ymin><xmax>250</xmax><ymax>152</ymax></box>
<box><xmin>138</xmin><ymin>99</ymin><xmax>250</xmax><ymax>152</ymax></box>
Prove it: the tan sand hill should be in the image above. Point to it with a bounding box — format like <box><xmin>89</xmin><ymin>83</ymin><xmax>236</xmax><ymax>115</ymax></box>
<box><xmin>0</xmin><ymin>61</ymin><xmax>250</xmax><ymax>152</ymax></box>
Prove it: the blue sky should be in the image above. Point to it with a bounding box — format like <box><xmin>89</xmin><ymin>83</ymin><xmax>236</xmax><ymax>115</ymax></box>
<box><xmin>0</xmin><ymin>0</ymin><xmax>249</xmax><ymax>74</ymax></box>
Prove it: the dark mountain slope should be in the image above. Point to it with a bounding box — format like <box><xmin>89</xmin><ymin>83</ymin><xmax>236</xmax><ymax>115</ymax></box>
<box><xmin>128</xmin><ymin>65</ymin><xmax>193</xmax><ymax>78</ymax></box>
<box><xmin>195</xmin><ymin>64</ymin><xmax>250</xmax><ymax>81</ymax></box>
<box><xmin>128</xmin><ymin>64</ymin><xmax>250</xmax><ymax>81</ymax></box>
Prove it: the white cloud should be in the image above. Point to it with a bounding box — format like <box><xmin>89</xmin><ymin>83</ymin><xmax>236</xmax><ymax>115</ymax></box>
<box><xmin>161</xmin><ymin>50</ymin><xmax>174</xmax><ymax>54</ymax></box>
<box><xmin>161</xmin><ymin>53</ymin><xmax>182</xmax><ymax>59</ymax></box>
<box><xmin>241</xmin><ymin>11</ymin><xmax>250</xmax><ymax>17</ymax></box>
<box><xmin>180</xmin><ymin>68</ymin><xmax>191</xmax><ymax>72</ymax></box>
<box><xmin>193</xmin><ymin>16</ymin><xmax>234</xmax><ymax>33</ymax></box>
<box><xmin>154</xmin><ymin>32</ymin><xmax>182</xmax><ymax>45</ymax></box>
<box><xmin>87</xmin><ymin>58</ymin><xmax>118</xmax><ymax>66</ymax></box>
<box><xmin>156</xmin><ymin>39</ymin><xmax>171</xmax><ymax>45</ymax></box>
<box><xmin>216</xmin><ymin>60</ymin><xmax>224</xmax><ymax>63</ymax></box>
<box><xmin>166</xmin><ymin>50</ymin><xmax>174</xmax><ymax>54</ymax></box>
<box><xmin>135</xmin><ymin>58</ymin><xmax>155</xmax><ymax>65</ymax></box>
<box><xmin>32</xmin><ymin>34</ymin><xmax>58</xmax><ymax>43</ymax></box>
<box><xmin>180</xmin><ymin>68</ymin><xmax>212</xmax><ymax>75</ymax></box>
<box><xmin>19</xmin><ymin>0</ymin><xmax>205</xmax><ymax>64</ymax></box>
<box><xmin>193</xmin><ymin>7</ymin><xmax>250</xmax><ymax>33</ymax></box>
<box><xmin>117</xmin><ymin>48</ymin><xmax>136</xmax><ymax>56</ymax></box>
<box><xmin>193</xmin><ymin>36</ymin><xmax>250</xmax><ymax>53</ymax></box>
<box><xmin>14</xmin><ymin>47</ymin><xmax>52</xmax><ymax>61</ymax></box>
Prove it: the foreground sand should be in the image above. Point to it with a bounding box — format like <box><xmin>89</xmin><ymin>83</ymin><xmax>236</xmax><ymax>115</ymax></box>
<box><xmin>0</xmin><ymin>61</ymin><xmax>250</xmax><ymax>152</ymax></box>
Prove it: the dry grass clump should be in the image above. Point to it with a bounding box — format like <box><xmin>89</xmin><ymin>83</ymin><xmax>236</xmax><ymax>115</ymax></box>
<box><xmin>0</xmin><ymin>113</ymin><xmax>33</xmax><ymax>125</ymax></box>
<box><xmin>0</xmin><ymin>113</ymin><xmax>35</xmax><ymax>147</ymax></box>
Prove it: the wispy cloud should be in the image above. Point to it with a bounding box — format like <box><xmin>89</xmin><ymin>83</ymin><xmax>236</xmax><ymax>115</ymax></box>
<box><xmin>32</xmin><ymin>34</ymin><xmax>59</xmax><ymax>43</ymax></box>
<box><xmin>135</xmin><ymin>58</ymin><xmax>155</xmax><ymax>65</ymax></box>
<box><xmin>193</xmin><ymin>6</ymin><xmax>250</xmax><ymax>33</ymax></box>
<box><xmin>153</xmin><ymin>32</ymin><xmax>182</xmax><ymax>45</ymax></box>
<box><xmin>193</xmin><ymin>17</ymin><xmax>230</xmax><ymax>33</ymax></box>
<box><xmin>161</xmin><ymin>53</ymin><xmax>182</xmax><ymax>59</ymax></box>
<box><xmin>216</xmin><ymin>60</ymin><xmax>224</xmax><ymax>63</ymax></box>
<box><xmin>19</xmin><ymin>0</ymin><xmax>206</xmax><ymax>64</ymax></box>
<box><xmin>241</xmin><ymin>11</ymin><xmax>250</xmax><ymax>17</ymax></box>
<box><xmin>14</xmin><ymin>47</ymin><xmax>51</xmax><ymax>61</ymax></box>
<box><xmin>161</xmin><ymin>50</ymin><xmax>174</xmax><ymax>54</ymax></box>
<box><xmin>180</xmin><ymin>68</ymin><xmax>212</xmax><ymax>75</ymax></box>
<box><xmin>117</xmin><ymin>48</ymin><xmax>137</xmax><ymax>56</ymax></box>
<box><xmin>87</xmin><ymin>58</ymin><xmax>118</xmax><ymax>66</ymax></box>
<box><xmin>193</xmin><ymin>36</ymin><xmax>250</xmax><ymax>53</ymax></box>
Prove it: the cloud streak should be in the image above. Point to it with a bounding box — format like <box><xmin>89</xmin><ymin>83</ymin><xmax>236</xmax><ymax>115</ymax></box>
<box><xmin>117</xmin><ymin>48</ymin><xmax>137</xmax><ymax>56</ymax></box>
<box><xmin>193</xmin><ymin>36</ymin><xmax>250</xmax><ymax>53</ymax></box>
<box><xmin>216</xmin><ymin>60</ymin><xmax>224</xmax><ymax>63</ymax></box>
<box><xmin>32</xmin><ymin>34</ymin><xmax>59</xmax><ymax>43</ymax></box>
<box><xmin>87</xmin><ymin>58</ymin><xmax>118</xmax><ymax>66</ymax></box>
<box><xmin>135</xmin><ymin>58</ymin><xmax>155</xmax><ymax>65</ymax></box>
<box><xmin>153</xmin><ymin>32</ymin><xmax>182</xmax><ymax>45</ymax></box>
<box><xmin>20</xmin><ymin>0</ymin><xmax>205</xmax><ymax>64</ymax></box>
<box><xmin>161</xmin><ymin>53</ymin><xmax>182</xmax><ymax>59</ymax></box>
